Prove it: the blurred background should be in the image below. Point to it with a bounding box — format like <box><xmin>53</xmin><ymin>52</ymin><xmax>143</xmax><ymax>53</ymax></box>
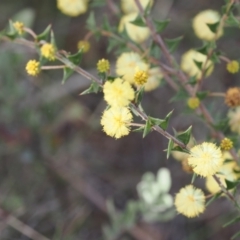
<box><xmin>0</xmin><ymin>0</ymin><xmax>240</xmax><ymax>239</ymax></box>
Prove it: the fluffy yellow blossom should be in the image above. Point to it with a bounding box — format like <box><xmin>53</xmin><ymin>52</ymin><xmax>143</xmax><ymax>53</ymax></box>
<box><xmin>188</xmin><ymin>142</ymin><xmax>223</xmax><ymax>177</ymax></box>
<box><xmin>116</xmin><ymin>52</ymin><xmax>149</xmax><ymax>84</ymax></box>
<box><xmin>97</xmin><ymin>59</ymin><xmax>110</xmax><ymax>73</ymax></box>
<box><xmin>225</xmin><ymin>87</ymin><xmax>240</xmax><ymax>107</ymax></box>
<box><xmin>192</xmin><ymin>10</ymin><xmax>223</xmax><ymax>41</ymax></box>
<box><xmin>103</xmin><ymin>78</ymin><xmax>135</xmax><ymax>107</ymax></box>
<box><xmin>228</xmin><ymin>107</ymin><xmax>240</xmax><ymax>134</ymax></box>
<box><xmin>187</xmin><ymin>97</ymin><xmax>200</xmax><ymax>109</ymax></box>
<box><xmin>227</xmin><ymin>61</ymin><xmax>239</xmax><ymax>74</ymax></box>
<box><xmin>101</xmin><ymin>107</ymin><xmax>133</xmax><ymax>139</ymax></box>
<box><xmin>143</xmin><ymin>67</ymin><xmax>162</xmax><ymax>92</ymax></box>
<box><xmin>57</xmin><ymin>0</ymin><xmax>88</xmax><ymax>17</ymax></box>
<box><xmin>121</xmin><ymin>0</ymin><xmax>153</xmax><ymax>14</ymax></box>
<box><xmin>119</xmin><ymin>12</ymin><xmax>150</xmax><ymax>43</ymax></box>
<box><xmin>41</xmin><ymin>43</ymin><xmax>56</xmax><ymax>61</ymax></box>
<box><xmin>181</xmin><ymin>49</ymin><xmax>214</xmax><ymax>80</ymax></box>
<box><xmin>134</xmin><ymin>69</ymin><xmax>149</xmax><ymax>86</ymax></box>
<box><xmin>13</xmin><ymin>21</ymin><xmax>24</xmax><ymax>35</ymax></box>
<box><xmin>174</xmin><ymin>185</ymin><xmax>205</xmax><ymax>218</ymax></box>
<box><xmin>220</xmin><ymin>138</ymin><xmax>233</xmax><ymax>151</ymax></box>
<box><xmin>25</xmin><ymin>60</ymin><xmax>40</xmax><ymax>76</ymax></box>
<box><xmin>77</xmin><ymin>40</ymin><xmax>90</xmax><ymax>53</ymax></box>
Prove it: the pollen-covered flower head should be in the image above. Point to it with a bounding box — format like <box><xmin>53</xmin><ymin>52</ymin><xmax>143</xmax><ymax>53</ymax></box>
<box><xmin>77</xmin><ymin>40</ymin><xmax>90</xmax><ymax>53</ymax></box>
<box><xmin>13</xmin><ymin>21</ymin><xmax>24</xmax><ymax>35</ymax></box>
<box><xmin>188</xmin><ymin>142</ymin><xmax>223</xmax><ymax>177</ymax></box>
<box><xmin>57</xmin><ymin>0</ymin><xmax>89</xmax><ymax>17</ymax></box>
<box><xmin>121</xmin><ymin>0</ymin><xmax>153</xmax><ymax>14</ymax></box>
<box><xmin>227</xmin><ymin>60</ymin><xmax>239</xmax><ymax>74</ymax></box>
<box><xmin>220</xmin><ymin>138</ymin><xmax>233</xmax><ymax>151</ymax></box>
<box><xmin>103</xmin><ymin>78</ymin><xmax>135</xmax><ymax>107</ymax></box>
<box><xmin>97</xmin><ymin>59</ymin><xmax>110</xmax><ymax>73</ymax></box>
<box><xmin>192</xmin><ymin>9</ymin><xmax>223</xmax><ymax>41</ymax></box>
<box><xmin>116</xmin><ymin>52</ymin><xmax>149</xmax><ymax>84</ymax></box>
<box><xmin>101</xmin><ymin>107</ymin><xmax>133</xmax><ymax>139</ymax></box>
<box><xmin>174</xmin><ymin>185</ymin><xmax>205</xmax><ymax>218</ymax></box>
<box><xmin>119</xmin><ymin>12</ymin><xmax>150</xmax><ymax>43</ymax></box>
<box><xmin>25</xmin><ymin>60</ymin><xmax>40</xmax><ymax>76</ymax></box>
<box><xmin>187</xmin><ymin>97</ymin><xmax>200</xmax><ymax>109</ymax></box>
<box><xmin>181</xmin><ymin>49</ymin><xmax>214</xmax><ymax>80</ymax></box>
<box><xmin>228</xmin><ymin>107</ymin><xmax>240</xmax><ymax>134</ymax></box>
<box><xmin>225</xmin><ymin>87</ymin><xmax>240</xmax><ymax>107</ymax></box>
<box><xmin>41</xmin><ymin>43</ymin><xmax>56</xmax><ymax>61</ymax></box>
<box><xmin>143</xmin><ymin>67</ymin><xmax>162</xmax><ymax>92</ymax></box>
<box><xmin>134</xmin><ymin>69</ymin><xmax>149</xmax><ymax>86</ymax></box>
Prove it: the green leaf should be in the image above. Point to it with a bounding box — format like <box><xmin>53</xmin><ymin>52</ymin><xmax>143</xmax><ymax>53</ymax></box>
<box><xmin>86</xmin><ymin>12</ymin><xmax>96</xmax><ymax>31</ymax></box>
<box><xmin>223</xmin><ymin>216</ymin><xmax>240</xmax><ymax>228</ymax></box>
<box><xmin>176</xmin><ymin>126</ymin><xmax>192</xmax><ymax>145</ymax></box>
<box><xmin>196</xmin><ymin>91</ymin><xmax>209</xmax><ymax>100</ymax></box>
<box><xmin>90</xmin><ymin>0</ymin><xmax>106</xmax><ymax>7</ymax></box>
<box><xmin>171</xmin><ymin>146</ymin><xmax>189</xmax><ymax>154</ymax></box>
<box><xmin>68</xmin><ymin>50</ymin><xmax>83</xmax><ymax>65</ymax></box>
<box><xmin>5</xmin><ymin>20</ymin><xmax>18</xmax><ymax>40</ymax></box>
<box><xmin>165</xmin><ymin>36</ymin><xmax>183</xmax><ymax>53</ymax></box>
<box><xmin>80</xmin><ymin>81</ymin><xmax>100</xmax><ymax>95</ymax></box>
<box><xmin>159</xmin><ymin>110</ymin><xmax>173</xmax><ymax>130</ymax></box>
<box><xmin>191</xmin><ymin>173</ymin><xmax>197</xmax><ymax>184</ymax></box>
<box><xmin>130</xmin><ymin>15</ymin><xmax>146</xmax><ymax>27</ymax></box>
<box><xmin>231</xmin><ymin>231</ymin><xmax>240</xmax><ymax>240</ymax></box>
<box><xmin>186</xmin><ymin>76</ymin><xmax>198</xmax><ymax>86</ymax></box>
<box><xmin>207</xmin><ymin>22</ymin><xmax>220</xmax><ymax>34</ymax></box>
<box><xmin>135</xmin><ymin>87</ymin><xmax>144</xmax><ymax>105</ymax></box>
<box><xmin>62</xmin><ymin>67</ymin><xmax>73</xmax><ymax>84</ymax></box>
<box><xmin>167</xmin><ymin>139</ymin><xmax>174</xmax><ymax>159</ymax></box>
<box><xmin>143</xmin><ymin>118</ymin><xmax>152</xmax><ymax>138</ymax></box>
<box><xmin>225</xmin><ymin>179</ymin><xmax>240</xmax><ymax>190</ymax></box>
<box><xmin>154</xmin><ymin>19</ymin><xmax>170</xmax><ymax>33</ymax></box>
<box><xmin>170</xmin><ymin>89</ymin><xmax>188</xmax><ymax>102</ymax></box>
<box><xmin>132</xmin><ymin>126</ymin><xmax>145</xmax><ymax>132</ymax></box>
<box><xmin>50</xmin><ymin>30</ymin><xmax>57</xmax><ymax>49</ymax></box>
<box><xmin>36</xmin><ymin>25</ymin><xmax>51</xmax><ymax>41</ymax></box>
<box><xmin>225</xmin><ymin>12</ymin><xmax>240</xmax><ymax>27</ymax></box>
<box><xmin>193</xmin><ymin>60</ymin><xmax>203</xmax><ymax>70</ymax></box>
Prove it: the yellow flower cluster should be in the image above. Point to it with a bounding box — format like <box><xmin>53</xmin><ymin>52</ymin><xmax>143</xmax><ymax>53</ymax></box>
<box><xmin>227</xmin><ymin>60</ymin><xmax>239</xmax><ymax>74</ymax></box>
<box><xmin>134</xmin><ymin>69</ymin><xmax>149</xmax><ymax>86</ymax></box>
<box><xmin>188</xmin><ymin>142</ymin><xmax>223</xmax><ymax>177</ymax></box>
<box><xmin>116</xmin><ymin>52</ymin><xmax>149</xmax><ymax>84</ymax></box>
<box><xmin>25</xmin><ymin>60</ymin><xmax>40</xmax><ymax>76</ymax></box>
<box><xmin>57</xmin><ymin>0</ymin><xmax>88</xmax><ymax>17</ymax></box>
<box><xmin>174</xmin><ymin>185</ymin><xmax>205</xmax><ymax>218</ymax></box>
<box><xmin>41</xmin><ymin>43</ymin><xmax>56</xmax><ymax>61</ymax></box>
<box><xmin>187</xmin><ymin>97</ymin><xmax>200</xmax><ymax>109</ymax></box>
<box><xmin>13</xmin><ymin>21</ymin><xmax>24</xmax><ymax>35</ymax></box>
<box><xmin>220</xmin><ymin>138</ymin><xmax>233</xmax><ymax>151</ymax></box>
<box><xmin>77</xmin><ymin>40</ymin><xmax>90</xmax><ymax>53</ymax></box>
<box><xmin>181</xmin><ymin>49</ymin><xmax>214</xmax><ymax>80</ymax></box>
<box><xmin>225</xmin><ymin>87</ymin><xmax>240</xmax><ymax>107</ymax></box>
<box><xmin>101</xmin><ymin>107</ymin><xmax>133</xmax><ymax>139</ymax></box>
<box><xmin>103</xmin><ymin>78</ymin><xmax>134</xmax><ymax>107</ymax></box>
<box><xmin>97</xmin><ymin>59</ymin><xmax>110</xmax><ymax>73</ymax></box>
<box><xmin>192</xmin><ymin>9</ymin><xmax>223</xmax><ymax>41</ymax></box>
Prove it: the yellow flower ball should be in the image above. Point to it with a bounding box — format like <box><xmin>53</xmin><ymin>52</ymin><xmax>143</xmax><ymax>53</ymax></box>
<box><xmin>119</xmin><ymin>12</ymin><xmax>150</xmax><ymax>43</ymax></box>
<box><xmin>97</xmin><ymin>59</ymin><xmax>110</xmax><ymax>73</ymax></box>
<box><xmin>57</xmin><ymin>0</ymin><xmax>89</xmax><ymax>17</ymax></box>
<box><xmin>227</xmin><ymin>61</ymin><xmax>239</xmax><ymax>74</ymax></box>
<box><xmin>77</xmin><ymin>40</ymin><xmax>90</xmax><ymax>53</ymax></box>
<box><xmin>134</xmin><ymin>69</ymin><xmax>149</xmax><ymax>86</ymax></box>
<box><xmin>192</xmin><ymin>9</ymin><xmax>223</xmax><ymax>41</ymax></box>
<box><xmin>174</xmin><ymin>185</ymin><xmax>205</xmax><ymax>218</ymax></box>
<box><xmin>187</xmin><ymin>97</ymin><xmax>200</xmax><ymax>109</ymax></box>
<box><xmin>103</xmin><ymin>78</ymin><xmax>135</xmax><ymax>107</ymax></box>
<box><xmin>101</xmin><ymin>107</ymin><xmax>133</xmax><ymax>139</ymax></box>
<box><xmin>25</xmin><ymin>60</ymin><xmax>40</xmax><ymax>76</ymax></box>
<box><xmin>220</xmin><ymin>138</ymin><xmax>233</xmax><ymax>151</ymax></box>
<box><xmin>13</xmin><ymin>21</ymin><xmax>24</xmax><ymax>35</ymax></box>
<box><xmin>181</xmin><ymin>49</ymin><xmax>214</xmax><ymax>80</ymax></box>
<box><xmin>121</xmin><ymin>0</ymin><xmax>153</xmax><ymax>14</ymax></box>
<box><xmin>41</xmin><ymin>43</ymin><xmax>56</xmax><ymax>61</ymax></box>
<box><xmin>116</xmin><ymin>52</ymin><xmax>149</xmax><ymax>84</ymax></box>
<box><xmin>188</xmin><ymin>142</ymin><xmax>223</xmax><ymax>177</ymax></box>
